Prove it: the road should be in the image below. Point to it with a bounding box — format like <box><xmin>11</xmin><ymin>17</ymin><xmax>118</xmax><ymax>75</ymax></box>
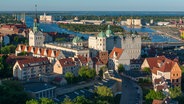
<box><xmin>120</xmin><ymin>76</ymin><xmax>142</xmax><ymax>104</ymax></box>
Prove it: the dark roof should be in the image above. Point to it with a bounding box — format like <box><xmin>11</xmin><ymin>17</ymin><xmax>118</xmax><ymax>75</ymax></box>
<box><xmin>24</xmin><ymin>83</ymin><xmax>56</xmax><ymax>92</ymax></box>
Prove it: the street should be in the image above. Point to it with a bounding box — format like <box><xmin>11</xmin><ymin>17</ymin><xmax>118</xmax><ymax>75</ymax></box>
<box><xmin>120</xmin><ymin>76</ymin><xmax>142</xmax><ymax>104</ymax></box>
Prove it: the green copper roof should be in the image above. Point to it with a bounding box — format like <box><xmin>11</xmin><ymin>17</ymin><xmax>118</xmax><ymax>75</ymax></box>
<box><xmin>33</xmin><ymin>18</ymin><xmax>39</xmax><ymax>33</ymax></box>
<box><xmin>98</xmin><ymin>31</ymin><xmax>106</xmax><ymax>38</ymax></box>
<box><xmin>72</xmin><ymin>36</ymin><xmax>83</xmax><ymax>43</ymax></box>
<box><xmin>106</xmin><ymin>25</ymin><xmax>114</xmax><ymax>36</ymax></box>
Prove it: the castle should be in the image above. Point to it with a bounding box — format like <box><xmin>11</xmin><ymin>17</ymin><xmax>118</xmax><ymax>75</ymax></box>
<box><xmin>88</xmin><ymin>25</ymin><xmax>141</xmax><ymax>59</ymax></box>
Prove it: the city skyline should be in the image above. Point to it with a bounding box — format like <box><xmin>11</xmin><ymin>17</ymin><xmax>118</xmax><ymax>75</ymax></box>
<box><xmin>0</xmin><ymin>0</ymin><xmax>184</xmax><ymax>11</ymax></box>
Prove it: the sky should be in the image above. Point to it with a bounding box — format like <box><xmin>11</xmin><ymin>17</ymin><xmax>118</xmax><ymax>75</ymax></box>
<box><xmin>0</xmin><ymin>0</ymin><xmax>184</xmax><ymax>11</ymax></box>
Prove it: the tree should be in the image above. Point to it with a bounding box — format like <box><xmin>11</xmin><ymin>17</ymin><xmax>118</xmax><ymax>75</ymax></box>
<box><xmin>143</xmin><ymin>67</ymin><xmax>151</xmax><ymax>73</ymax></box>
<box><xmin>65</xmin><ymin>72</ymin><xmax>74</xmax><ymax>84</ymax></box>
<box><xmin>17</xmin><ymin>51</ymin><xmax>28</xmax><ymax>56</ymax></box>
<box><xmin>118</xmin><ymin>64</ymin><xmax>125</xmax><ymax>73</ymax></box>
<box><xmin>86</xmin><ymin>69</ymin><xmax>96</xmax><ymax>79</ymax></box>
<box><xmin>145</xmin><ymin>90</ymin><xmax>165</xmax><ymax>103</ymax></box>
<box><xmin>95</xmin><ymin>86</ymin><xmax>114</xmax><ymax>104</ymax></box>
<box><xmin>78</xmin><ymin>66</ymin><xmax>88</xmax><ymax>78</ymax></box>
<box><xmin>169</xmin><ymin>86</ymin><xmax>182</xmax><ymax>99</ymax></box>
<box><xmin>180</xmin><ymin>66</ymin><xmax>184</xmax><ymax>74</ymax></box>
<box><xmin>14</xmin><ymin>36</ymin><xmax>19</xmax><ymax>44</ymax></box>
<box><xmin>55</xmin><ymin>38</ymin><xmax>66</xmax><ymax>43</ymax></box>
<box><xmin>26</xmin><ymin>99</ymin><xmax>39</xmax><ymax>104</ymax></box>
<box><xmin>62</xmin><ymin>97</ymin><xmax>74</xmax><ymax>104</ymax></box>
<box><xmin>0</xmin><ymin>45</ymin><xmax>16</xmax><ymax>54</ymax></box>
<box><xmin>74</xmin><ymin>96</ymin><xmax>91</xmax><ymax>104</ymax></box>
<box><xmin>0</xmin><ymin>80</ymin><xmax>30</xmax><ymax>104</ymax></box>
<box><xmin>96</xmin><ymin>86</ymin><xmax>113</xmax><ymax>97</ymax></box>
<box><xmin>0</xmin><ymin>55</ymin><xmax>13</xmax><ymax>78</ymax></box>
<box><xmin>40</xmin><ymin>98</ymin><xmax>54</xmax><ymax>104</ymax></box>
<box><xmin>96</xmin><ymin>100</ymin><xmax>110</xmax><ymax>104</ymax></box>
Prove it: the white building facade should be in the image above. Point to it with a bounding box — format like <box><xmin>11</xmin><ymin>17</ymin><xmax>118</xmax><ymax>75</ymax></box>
<box><xmin>29</xmin><ymin>18</ymin><xmax>44</xmax><ymax>47</ymax></box>
<box><xmin>88</xmin><ymin>25</ymin><xmax>141</xmax><ymax>59</ymax></box>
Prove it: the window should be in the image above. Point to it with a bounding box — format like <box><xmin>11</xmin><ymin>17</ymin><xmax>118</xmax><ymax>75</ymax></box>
<box><xmin>176</xmin><ymin>79</ymin><xmax>179</xmax><ymax>82</ymax></box>
<box><xmin>172</xmin><ymin>79</ymin><xmax>174</xmax><ymax>82</ymax></box>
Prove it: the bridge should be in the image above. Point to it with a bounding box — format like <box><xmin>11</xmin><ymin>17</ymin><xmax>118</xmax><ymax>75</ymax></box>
<box><xmin>142</xmin><ymin>42</ymin><xmax>184</xmax><ymax>48</ymax></box>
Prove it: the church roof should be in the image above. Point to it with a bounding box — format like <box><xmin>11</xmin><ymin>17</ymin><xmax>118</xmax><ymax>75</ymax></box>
<box><xmin>72</xmin><ymin>36</ymin><xmax>83</xmax><ymax>43</ymax></box>
<box><xmin>98</xmin><ymin>31</ymin><xmax>106</xmax><ymax>38</ymax></box>
<box><xmin>106</xmin><ymin>25</ymin><xmax>114</xmax><ymax>36</ymax></box>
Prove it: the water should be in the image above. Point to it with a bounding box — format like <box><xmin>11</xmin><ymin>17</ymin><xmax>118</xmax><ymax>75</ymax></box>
<box><xmin>25</xmin><ymin>16</ymin><xmax>90</xmax><ymax>39</ymax></box>
<box><xmin>122</xmin><ymin>26</ymin><xmax>179</xmax><ymax>43</ymax></box>
<box><xmin>26</xmin><ymin>16</ymin><xmax>179</xmax><ymax>42</ymax></box>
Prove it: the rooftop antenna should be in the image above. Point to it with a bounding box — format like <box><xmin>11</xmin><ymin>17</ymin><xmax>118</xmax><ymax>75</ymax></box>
<box><xmin>35</xmin><ymin>4</ymin><xmax>37</xmax><ymax>19</ymax></box>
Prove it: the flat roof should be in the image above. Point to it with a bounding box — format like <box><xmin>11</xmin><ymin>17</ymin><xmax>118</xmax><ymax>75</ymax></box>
<box><xmin>24</xmin><ymin>83</ymin><xmax>56</xmax><ymax>93</ymax></box>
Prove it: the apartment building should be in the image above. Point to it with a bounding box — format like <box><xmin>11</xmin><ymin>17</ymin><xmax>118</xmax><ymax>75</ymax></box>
<box><xmin>13</xmin><ymin>57</ymin><xmax>52</xmax><ymax>80</ymax></box>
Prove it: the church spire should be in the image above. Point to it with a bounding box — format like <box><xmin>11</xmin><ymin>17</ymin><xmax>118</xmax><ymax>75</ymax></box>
<box><xmin>33</xmin><ymin>4</ymin><xmax>39</xmax><ymax>33</ymax></box>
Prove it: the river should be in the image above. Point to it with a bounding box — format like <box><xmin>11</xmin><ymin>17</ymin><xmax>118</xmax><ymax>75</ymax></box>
<box><xmin>122</xmin><ymin>26</ymin><xmax>179</xmax><ymax>43</ymax></box>
<box><xmin>25</xmin><ymin>16</ymin><xmax>179</xmax><ymax>42</ymax></box>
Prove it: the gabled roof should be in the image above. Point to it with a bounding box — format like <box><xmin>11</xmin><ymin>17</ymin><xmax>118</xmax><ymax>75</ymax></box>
<box><xmin>149</xmin><ymin>56</ymin><xmax>179</xmax><ymax>74</ymax></box>
<box><xmin>77</xmin><ymin>55</ymin><xmax>91</xmax><ymax>64</ymax></box>
<box><xmin>17</xmin><ymin>57</ymin><xmax>49</xmax><ymax>69</ymax></box>
<box><xmin>16</xmin><ymin>44</ymin><xmax>65</xmax><ymax>59</ymax></box>
<box><xmin>146</xmin><ymin>56</ymin><xmax>167</xmax><ymax>69</ymax></box>
<box><xmin>152</xmin><ymin>99</ymin><xmax>163</xmax><ymax>104</ymax></box>
<box><xmin>58</xmin><ymin>58</ymin><xmax>76</xmax><ymax>67</ymax></box>
<box><xmin>92</xmin><ymin>57</ymin><xmax>105</xmax><ymax>65</ymax></box>
<box><xmin>152</xmin><ymin>61</ymin><xmax>176</xmax><ymax>75</ymax></box>
<box><xmin>109</xmin><ymin>47</ymin><xmax>124</xmax><ymax>60</ymax></box>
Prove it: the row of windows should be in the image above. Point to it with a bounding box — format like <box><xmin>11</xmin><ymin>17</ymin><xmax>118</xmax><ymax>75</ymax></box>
<box><xmin>173</xmin><ymin>73</ymin><xmax>179</xmax><ymax>77</ymax></box>
<box><xmin>172</xmin><ymin>79</ymin><xmax>180</xmax><ymax>83</ymax></box>
<box><xmin>36</xmin><ymin>37</ymin><xmax>43</xmax><ymax>40</ymax></box>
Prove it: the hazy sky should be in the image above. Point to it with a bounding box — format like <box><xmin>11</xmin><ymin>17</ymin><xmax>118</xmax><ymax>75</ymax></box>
<box><xmin>0</xmin><ymin>0</ymin><xmax>184</xmax><ymax>11</ymax></box>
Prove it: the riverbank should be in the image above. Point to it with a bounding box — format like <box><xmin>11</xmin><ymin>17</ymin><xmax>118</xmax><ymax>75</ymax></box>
<box><xmin>150</xmin><ymin>26</ymin><xmax>183</xmax><ymax>42</ymax></box>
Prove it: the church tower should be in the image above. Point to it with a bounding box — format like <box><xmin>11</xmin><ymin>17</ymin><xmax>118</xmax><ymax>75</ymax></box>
<box><xmin>106</xmin><ymin>25</ymin><xmax>114</xmax><ymax>37</ymax></box>
<box><xmin>97</xmin><ymin>31</ymin><xmax>106</xmax><ymax>51</ymax></box>
<box><xmin>29</xmin><ymin>5</ymin><xmax>44</xmax><ymax>47</ymax></box>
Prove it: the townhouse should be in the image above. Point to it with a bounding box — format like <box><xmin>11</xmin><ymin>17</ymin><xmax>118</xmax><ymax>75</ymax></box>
<box><xmin>141</xmin><ymin>56</ymin><xmax>182</xmax><ymax>90</ymax></box>
<box><xmin>54</xmin><ymin>55</ymin><xmax>93</xmax><ymax>76</ymax></box>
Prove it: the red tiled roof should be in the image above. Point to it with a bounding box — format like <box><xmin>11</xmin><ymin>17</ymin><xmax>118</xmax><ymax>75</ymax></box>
<box><xmin>156</xmin><ymin>85</ymin><xmax>165</xmax><ymax>91</ymax></box>
<box><xmin>146</xmin><ymin>56</ymin><xmax>167</xmax><ymax>69</ymax></box>
<box><xmin>27</xmin><ymin>46</ymin><xmax>32</xmax><ymax>52</ymax></box>
<box><xmin>58</xmin><ymin>58</ymin><xmax>76</xmax><ymax>67</ymax></box>
<box><xmin>47</xmin><ymin>49</ymin><xmax>52</xmax><ymax>57</ymax></box>
<box><xmin>0</xmin><ymin>54</ymin><xmax>4</xmax><ymax>57</ymax></box>
<box><xmin>16</xmin><ymin>45</ymin><xmax>64</xmax><ymax>58</ymax></box>
<box><xmin>17</xmin><ymin>57</ymin><xmax>49</xmax><ymax>68</ymax></box>
<box><xmin>6</xmin><ymin>55</ymin><xmax>33</xmax><ymax>65</ymax></box>
<box><xmin>92</xmin><ymin>57</ymin><xmax>104</xmax><ymax>65</ymax></box>
<box><xmin>149</xmin><ymin>56</ymin><xmax>177</xmax><ymax>74</ymax></box>
<box><xmin>21</xmin><ymin>45</ymin><xmax>26</xmax><ymax>52</ymax></box>
<box><xmin>40</xmin><ymin>48</ymin><xmax>45</xmax><ymax>56</ymax></box>
<box><xmin>154</xmin><ymin>78</ymin><xmax>163</xmax><ymax>84</ymax></box>
<box><xmin>159</xmin><ymin>61</ymin><xmax>175</xmax><ymax>72</ymax></box>
<box><xmin>152</xmin><ymin>100</ymin><xmax>163</xmax><ymax>104</ymax></box>
<box><xmin>34</xmin><ymin>47</ymin><xmax>39</xmax><ymax>54</ymax></box>
<box><xmin>54</xmin><ymin>50</ymin><xmax>60</xmax><ymax>58</ymax></box>
<box><xmin>77</xmin><ymin>55</ymin><xmax>91</xmax><ymax>64</ymax></box>
<box><xmin>109</xmin><ymin>47</ymin><xmax>123</xmax><ymax>60</ymax></box>
<box><xmin>152</xmin><ymin>67</ymin><xmax>158</xmax><ymax>75</ymax></box>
